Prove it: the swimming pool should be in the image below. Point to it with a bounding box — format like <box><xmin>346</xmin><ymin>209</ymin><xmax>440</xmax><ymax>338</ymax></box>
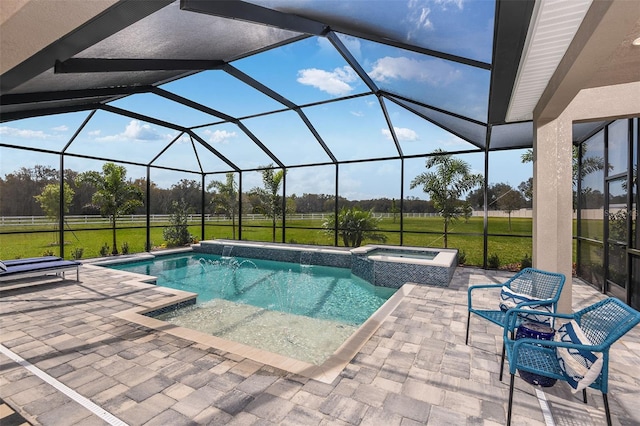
<box><xmin>107</xmin><ymin>253</ymin><xmax>396</xmax><ymax>364</ymax></box>
<box><xmin>109</xmin><ymin>253</ymin><xmax>395</xmax><ymax>324</ymax></box>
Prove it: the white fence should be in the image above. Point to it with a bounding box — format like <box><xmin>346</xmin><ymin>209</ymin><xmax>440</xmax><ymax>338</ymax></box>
<box><xmin>0</xmin><ymin>213</ymin><xmax>331</xmax><ymax>227</ymax></box>
<box><xmin>1</xmin><ymin>209</ymin><xmax>592</xmax><ymax>228</ymax></box>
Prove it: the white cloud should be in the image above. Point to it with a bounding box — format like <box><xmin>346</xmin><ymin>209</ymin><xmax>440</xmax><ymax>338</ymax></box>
<box><xmin>382</xmin><ymin>127</ymin><xmax>419</xmax><ymax>141</ymax></box>
<box><xmin>0</xmin><ymin>126</ymin><xmax>49</xmax><ymax>139</ymax></box>
<box><xmin>52</xmin><ymin>125</ymin><xmax>68</xmax><ymax>132</ymax></box>
<box><xmin>350</xmin><ymin>111</ymin><xmax>364</xmax><ymax>117</ymax></box>
<box><xmin>286</xmin><ymin>169</ymin><xmax>335</xmax><ymax>195</ymax></box>
<box><xmin>406</xmin><ymin>0</ymin><xmax>464</xmax><ymax>40</ymax></box>
<box><xmin>176</xmin><ymin>134</ymin><xmax>192</xmax><ymax>143</ymax></box>
<box><xmin>368</xmin><ymin>56</ymin><xmax>461</xmax><ymax>86</ymax></box>
<box><xmin>336</xmin><ymin>35</ymin><xmax>362</xmax><ymax>61</ymax></box>
<box><xmin>204</xmin><ymin>129</ymin><xmax>237</xmax><ymax>144</ymax></box>
<box><xmin>418</xmin><ymin>7</ymin><xmax>433</xmax><ymax>29</ymax></box>
<box><xmin>297</xmin><ymin>66</ymin><xmax>358</xmax><ymax>96</ymax></box>
<box><xmin>441</xmin><ymin>133</ymin><xmax>470</xmax><ymax>147</ymax></box>
<box><xmin>123</xmin><ymin>120</ymin><xmax>163</xmax><ymax>141</ymax></box>
<box><xmin>407</xmin><ymin>1</ymin><xmax>434</xmax><ymax>31</ymax></box>
<box><xmin>434</xmin><ymin>0</ymin><xmax>464</xmax><ymax>11</ymax></box>
<box><xmin>93</xmin><ymin>120</ymin><xmax>171</xmax><ymax>142</ymax></box>
<box><xmin>316</xmin><ymin>37</ymin><xmax>336</xmax><ymax>54</ymax></box>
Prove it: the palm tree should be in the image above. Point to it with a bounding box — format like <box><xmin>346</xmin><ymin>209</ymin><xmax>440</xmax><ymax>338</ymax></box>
<box><xmin>207</xmin><ymin>172</ymin><xmax>239</xmax><ymax>239</ymax></box>
<box><xmin>521</xmin><ymin>147</ymin><xmax>605</xmax><ymax>188</ymax></box>
<box><xmin>76</xmin><ymin>163</ymin><xmax>143</xmax><ymax>255</ymax></box>
<box><xmin>410</xmin><ymin>149</ymin><xmax>482</xmax><ymax>248</ymax></box>
<box><xmin>522</xmin><ymin>147</ymin><xmax>606</xmax><ymax>209</ymax></box>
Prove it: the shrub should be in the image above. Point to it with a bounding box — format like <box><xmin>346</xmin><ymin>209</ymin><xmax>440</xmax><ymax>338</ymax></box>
<box><xmin>163</xmin><ymin>199</ymin><xmax>194</xmax><ymax>247</ymax></box>
<box><xmin>71</xmin><ymin>247</ymin><xmax>84</xmax><ymax>260</ymax></box>
<box><xmin>488</xmin><ymin>253</ymin><xmax>500</xmax><ymax>269</ymax></box>
<box><xmin>100</xmin><ymin>243</ymin><xmax>110</xmax><ymax>257</ymax></box>
<box><xmin>458</xmin><ymin>250</ymin><xmax>466</xmax><ymax>265</ymax></box>
<box><xmin>121</xmin><ymin>242</ymin><xmax>129</xmax><ymax>255</ymax></box>
<box><xmin>520</xmin><ymin>253</ymin><xmax>532</xmax><ymax>270</ymax></box>
<box><xmin>322</xmin><ymin>206</ymin><xmax>386</xmax><ymax>247</ymax></box>
<box><xmin>42</xmin><ymin>249</ymin><xmax>54</xmax><ymax>256</ymax></box>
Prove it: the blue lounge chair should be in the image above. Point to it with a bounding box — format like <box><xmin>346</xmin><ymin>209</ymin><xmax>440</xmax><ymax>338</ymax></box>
<box><xmin>2</xmin><ymin>256</ymin><xmax>63</xmax><ymax>266</ymax></box>
<box><xmin>0</xmin><ymin>258</ymin><xmax>81</xmax><ymax>282</ymax></box>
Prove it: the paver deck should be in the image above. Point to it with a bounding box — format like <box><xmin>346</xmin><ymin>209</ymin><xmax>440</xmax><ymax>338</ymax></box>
<box><xmin>0</xmin><ymin>263</ymin><xmax>638</xmax><ymax>425</ymax></box>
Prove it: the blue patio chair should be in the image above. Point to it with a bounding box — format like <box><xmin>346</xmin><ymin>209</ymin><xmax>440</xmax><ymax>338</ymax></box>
<box><xmin>503</xmin><ymin>297</ymin><xmax>640</xmax><ymax>426</ymax></box>
<box><xmin>466</xmin><ymin>267</ymin><xmax>566</xmax><ymax>380</ymax></box>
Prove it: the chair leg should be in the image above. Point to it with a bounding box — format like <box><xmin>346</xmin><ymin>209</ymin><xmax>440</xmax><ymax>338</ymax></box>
<box><xmin>603</xmin><ymin>393</ymin><xmax>612</xmax><ymax>426</ymax></box>
<box><xmin>582</xmin><ymin>388</ymin><xmax>587</xmax><ymax>404</ymax></box>
<box><xmin>507</xmin><ymin>373</ymin><xmax>515</xmax><ymax>426</ymax></box>
<box><xmin>499</xmin><ymin>341</ymin><xmax>506</xmax><ymax>382</ymax></box>
<box><xmin>465</xmin><ymin>311</ymin><xmax>471</xmax><ymax>345</ymax></box>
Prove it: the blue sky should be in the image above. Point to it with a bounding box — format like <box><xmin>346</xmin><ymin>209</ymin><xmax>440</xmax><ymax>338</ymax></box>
<box><xmin>0</xmin><ymin>0</ymin><xmax>532</xmax><ymax>201</ymax></box>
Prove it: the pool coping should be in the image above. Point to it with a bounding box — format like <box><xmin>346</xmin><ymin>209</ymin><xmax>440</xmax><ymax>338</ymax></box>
<box><xmin>89</xmin><ymin>263</ymin><xmax>413</xmax><ymax>384</ymax></box>
<box><xmin>352</xmin><ymin>244</ymin><xmax>458</xmax><ymax>268</ymax></box>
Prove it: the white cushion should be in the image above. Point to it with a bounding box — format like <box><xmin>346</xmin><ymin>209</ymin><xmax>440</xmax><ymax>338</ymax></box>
<box><xmin>555</xmin><ymin>320</ymin><xmax>603</xmax><ymax>392</ymax></box>
<box><xmin>499</xmin><ymin>286</ymin><xmax>553</xmax><ymax>324</ymax></box>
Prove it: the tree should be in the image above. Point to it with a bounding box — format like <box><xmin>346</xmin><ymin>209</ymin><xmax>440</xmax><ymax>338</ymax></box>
<box><xmin>76</xmin><ymin>163</ymin><xmax>143</xmax><ymax>255</ymax></box>
<box><xmin>468</xmin><ymin>182</ymin><xmax>513</xmax><ymax>211</ymax></box>
<box><xmin>170</xmin><ymin>179</ymin><xmax>201</xmax><ymax>213</ymax></box>
<box><xmin>410</xmin><ymin>149</ymin><xmax>482</xmax><ymax>248</ymax></box>
<box><xmin>580</xmin><ymin>188</ymin><xmax>605</xmax><ymax>208</ymax></box>
<box><xmin>208</xmin><ymin>173</ymin><xmax>238</xmax><ymax>239</ymax></box>
<box><xmin>493</xmin><ymin>185</ymin><xmax>525</xmax><ymax>230</ymax></box>
<box><xmin>163</xmin><ymin>199</ymin><xmax>194</xmax><ymax>247</ymax></box>
<box><xmin>255</xmin><ymin>165</ymin><xmax>285</xmax><ymax>242</ymax></box>
<box><xmin>0</xmin><ymin>165</ymin><xmax>58</xmax><ymax>216</ymax></box>
<box><xmin>465</xmin><ymin>186</ymin><xmax>485</xmax><ymax>211</ymax></box>
<box><xmin>462</xmin><ymin>201</ymin><xmax>473</xmax><ymax>223</ymax></box>
<box><xmin>518</xmin><ymin>178</ymin><xmax>533</xmax><ymax>206</ymax></box>
<box><xmin>34</xmin><ymin>182</ymin><xmax>75</xmax><ymax>243</ymax></box>
<box><xmin>521</xmin><ymin>147</ymin><xmax>605</xmax><ymax>186</ymax></box>
<box><xmin>323</xmin><ymin>206</ymin><xmax>387</xmax><ymax>247</ymax></box>
<box><xmin>390</xmin><ymin>198</ymin><xmax>400</xmax><ymax>223</ymax></box>
<box><xmin>521</xmin><ymin>147</ymin><xmax>606</xmax><ymax>209</ymax></box>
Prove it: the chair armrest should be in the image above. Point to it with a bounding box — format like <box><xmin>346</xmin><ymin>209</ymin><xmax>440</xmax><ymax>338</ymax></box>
<box><xmin>507</xmin><ymin>334</ymin><xmax>608</xmax><ymax>375</ymax></box>
<box><xmin>512</xmin><ymin>336</ymin><xmax>606</xmax><ymax>352</ymax></box>
<box><xmin>467</xmin><ymin>283</ymin><xmax>504</xmax><ymax>309</ymax></box>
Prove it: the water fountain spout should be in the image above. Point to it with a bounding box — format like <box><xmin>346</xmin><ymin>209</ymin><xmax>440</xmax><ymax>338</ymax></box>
<box><xmin>222</xmin><ymin>245</ymin><xmax>234</xmax><ymax>258</ymax></box>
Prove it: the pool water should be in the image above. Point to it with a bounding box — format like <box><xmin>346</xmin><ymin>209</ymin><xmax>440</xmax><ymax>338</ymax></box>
<box><xmin>108</xmin><ymin>253</ymin><xmax>396</xmax><ymax>364</ymax></box>
<box><xmin>108</xmin><ymin>253</ymin><xmax>396</xmax><ymax>325</ymax></box>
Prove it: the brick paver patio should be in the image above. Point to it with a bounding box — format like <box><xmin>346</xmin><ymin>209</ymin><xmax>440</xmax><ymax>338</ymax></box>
<box><xmin>1</xmin><ymin>262</ymin><xmax>638</xmax><ymax>425</ymax></box>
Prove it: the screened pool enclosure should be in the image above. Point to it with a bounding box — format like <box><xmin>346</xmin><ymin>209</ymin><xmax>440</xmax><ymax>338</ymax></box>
<box><xmin>1</xmin><ymin>1</ymin><xmax>639</xmax><ymax>307</ymax></box>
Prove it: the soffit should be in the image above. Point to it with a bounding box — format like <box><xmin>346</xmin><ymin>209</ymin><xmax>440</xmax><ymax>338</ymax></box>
<box><xmin>509</xmin><ymin>0</ymin><xmax>640</xmax><ymax>123</ymax></box>
<box><xmin>506</xmin><ymin>0</ymin><xmax>593</xmax><ymax>123</ymax></box>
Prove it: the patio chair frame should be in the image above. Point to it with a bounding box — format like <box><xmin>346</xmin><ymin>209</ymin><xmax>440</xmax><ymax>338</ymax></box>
<box><xmin>466</xmin><ymin>267</ymin><xmax>566</xmax><ymax>380</ymax></box>
<box><xmin>0</xmin><ymin>259</ymin><xmax>81</xmax><ymax>282</ymax></box>
<box><xmin>503</xmin><ymin>297</ymin><xmax>640</xmax><ymax>426</ymax></box>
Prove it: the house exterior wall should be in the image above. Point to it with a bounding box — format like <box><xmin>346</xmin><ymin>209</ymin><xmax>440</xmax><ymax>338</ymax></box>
<box><xmin>534</xmin><ymin>82</ymin><xmax>640</xmax><ymax>313</ymax></box>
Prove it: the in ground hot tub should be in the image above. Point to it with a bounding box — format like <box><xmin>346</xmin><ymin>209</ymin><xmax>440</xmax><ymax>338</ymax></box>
<box><xmin>351</xmin><ymin>245</ymin><xmax>458</xmax><ymax>288</ymax></box>
<box><xmin>194</xmin><ymin>240</ymin><xmax>457</xmax><ymax>288</ymax></box>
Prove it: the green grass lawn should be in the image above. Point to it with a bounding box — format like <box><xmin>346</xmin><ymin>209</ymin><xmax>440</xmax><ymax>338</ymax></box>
<box><xmin>0</xmin><ymin>215</ymin><xmax>579</xmax><ymax>269</ymax></box>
